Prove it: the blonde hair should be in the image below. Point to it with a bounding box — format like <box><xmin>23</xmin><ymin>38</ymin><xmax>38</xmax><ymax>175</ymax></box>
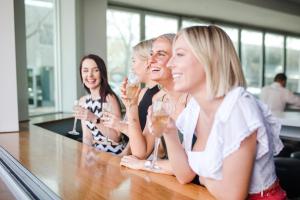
<box><xmin>155</xmin><ymin>33</ymin><xmax>176</xmax><ymax>45</ymax></box>
<box><xmin>176</xmin><ymin>25</ymin><xmax>246</xmax><ymax>98</ymax></box>
<box><xmin>132</xmin><ymin>39</ymin><xmax>153</xmax><ymax>61</ymax></box>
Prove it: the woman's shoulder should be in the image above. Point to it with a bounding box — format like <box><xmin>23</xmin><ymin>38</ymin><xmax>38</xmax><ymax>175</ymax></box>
<box><xmin>106</xmin><ymin>93</ymin><xmax>119</xmax><ymax>102</ymax></box>
<box><xmin>139</xmin><ymin>87</ymin><xmax>148</xmax><ymax>98</ymax></box>
<box><xmin>152</xmin><ymin>90</ymin><xmax>165</xmax><ymax>102</ymax></box>
<box><xmin>79</xmin><ymin>95</ymin><xmax>89</xmax><ymax>105</ymax></box>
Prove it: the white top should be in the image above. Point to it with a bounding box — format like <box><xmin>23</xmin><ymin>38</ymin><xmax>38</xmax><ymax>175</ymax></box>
<box><xmin>176</xmin><ymin>87</ymin><xmax>284</xmax><ymax>194</ymax></box>
<box><xmin>260</xmin><ymin>82</ymin><xmax>300</xmax><ymax>113</ymax></box>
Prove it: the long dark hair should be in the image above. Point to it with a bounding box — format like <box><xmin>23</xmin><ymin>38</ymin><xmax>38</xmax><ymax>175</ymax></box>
<box><xmin>79</xmin><ymin>54</ymin><xmax>117</xmax><ymax>104</ymax></box>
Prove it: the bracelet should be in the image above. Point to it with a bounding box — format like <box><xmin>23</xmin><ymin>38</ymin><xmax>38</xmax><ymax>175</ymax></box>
<box><xmin>96</xmin><ymin>118</ymin><xmax>101</xmax><ymax>124</ymax></box>
<box><xmin>93</xmin><ymin>117</ymin><xmax>100</xmax><ymax>124</ymax></box>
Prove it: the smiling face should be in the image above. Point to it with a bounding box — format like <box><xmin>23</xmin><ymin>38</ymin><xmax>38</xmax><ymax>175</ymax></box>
<box><xmin>81</xmin><ymin>58</ymin><xmax>101</xmax><ymax>91</ymax></box>
<box><xmin>168</xmin><ymin>34</ymin><xmax>206</xmax><ymax>94</ymax></box>
<box><xmin>148</xmin><ymin>37</ymin><xmax>173</xmax><ymax>83</ymax></box>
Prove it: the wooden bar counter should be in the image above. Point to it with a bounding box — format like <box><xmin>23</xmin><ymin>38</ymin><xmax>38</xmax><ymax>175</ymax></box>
<box><xmin>0</xmin><ymin>114</ymin><xmax>214</xmax><ymax>200</ymax></box>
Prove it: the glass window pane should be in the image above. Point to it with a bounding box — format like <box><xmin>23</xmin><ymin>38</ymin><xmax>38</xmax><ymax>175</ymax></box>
<box><xmin>181</xmin><ymin>19</ymin><xmax>209</xmax><ymax>28</ymax></box>
<box><xmin>217</xmin><ymin>25</ymin><xmax>239</xmax><ymax>53</ymax></box>
<box><xmin>264</xmin><ymin>33</ymin><xmax>284</xmax><ymax>86</ymax></box>
<box><xmin>145</xmin><ymin>15</ymin><xmax>178</xmax><ymax>39</ymax></box>
<box><xmin>286</xmin><ymin>37</ymin><xmax>300</xmax><ymax>93</ymax></box>
<box><xmin>25</xmin><ymin>0</ymin><xmax>56</xmax><ymax>116</ymax></box>
<box><xmin>241</xmin><ymin>30</ymin><xmax>263</xmax><ymax>96</ymax></box>
<box><xmin>107</xmin><ymin>9</ymin><xmax>140</xmax><ymax>95</ymax></box>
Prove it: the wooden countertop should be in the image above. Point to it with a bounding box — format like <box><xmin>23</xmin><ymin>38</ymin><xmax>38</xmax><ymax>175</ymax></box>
<box><xmin>0</xmin><ymin>114</ymin><xmax>214</xmax><ymax>200</ymax></box>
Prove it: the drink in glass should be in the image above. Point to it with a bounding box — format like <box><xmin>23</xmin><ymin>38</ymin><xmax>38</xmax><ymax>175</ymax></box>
<box><xmin>126</xmin><ymin>71</ymin><xmax>140</xmax><ymax>99</ymax></box>
<box><xmin>68</xmin><ymin>100</ymin><xmax>81</xmax><ymax>135</ymax></box>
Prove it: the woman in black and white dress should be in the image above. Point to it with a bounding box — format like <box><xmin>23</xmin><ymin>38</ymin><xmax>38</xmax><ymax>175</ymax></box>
<box><xmin>75</xmin><ymin>54</ymin><xmax>124</xmax><ymax>155</ymax></box>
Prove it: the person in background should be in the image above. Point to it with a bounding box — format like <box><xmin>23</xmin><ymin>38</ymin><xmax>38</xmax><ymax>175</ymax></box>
<box><xmin>120</xmin><ymin>33</ymin><xmax>190</xmax><ymax>176</ymax></box>
<box><xmin>101</xmin><ymin>39</ymin><xmax>159</xmax><ymax>155</ymax></box>
<box><xmin>75</xmin><ymin>54</ymin><xmax>124</xmax><ymax>155</ymax></box>
<box><xmin>158</xmin><ymin>25</ymin><xmax>286</xmax><ymax>199</ymax></box>
<box><xmin>260</xmin><ymin>73</ymin><xmax>300</xmax><ymax>113</ymax></box>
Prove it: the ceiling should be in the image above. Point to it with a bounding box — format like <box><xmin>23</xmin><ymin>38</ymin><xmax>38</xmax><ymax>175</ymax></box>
<box><xmin>109</xmin><ymin>0</ymin><xmax>300</xmax><ymax>17</ymax></box>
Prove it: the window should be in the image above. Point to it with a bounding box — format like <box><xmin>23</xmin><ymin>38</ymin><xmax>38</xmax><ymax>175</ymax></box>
<box><xmin>241</xmin><ymin>30</ymin><xmax>263</xmax><ymax>96</ymax></box>
<box><xmin>264</xmin><ymin>33</ymin><xmax>284</xmax><ymax>86</ymax></box>
<box><xmin>107</xmin><ymin>6</ymin><xmax>300</xmax><ymax>99</ymax></box>
<box><xmin>25</xmin><ymin>0</ymin><xmax>57</xmax><ymax>116</ymax></box>
<box><xmin>181</xmin><ymin>19</ymin><xmax>209</xmax><ymax>28</ymax></box>
<box><xmin>107</xmin><ymin>9</ymin><xmax>140</xmax><ymax>95</ymax></box>
<box><xmin>286</xmin><ymin>37</ymin><xmax>300</xmax><ymax>92</ymax></box>
<box><xmin>145</xmin><ymin>15</ymin><xmax>178</xmax><ymax>39</ymax></box>
<box><xmin>218</xmin><ymin>25</ymin><xmax>239</xmax><ymax>52</ymax></box>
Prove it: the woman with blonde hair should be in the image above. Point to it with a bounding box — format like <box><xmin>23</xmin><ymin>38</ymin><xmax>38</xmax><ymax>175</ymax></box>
<box><xmin>158</xmin><ymin>25</ymin><xmax>286</xmax><ymax>199</ymax></box>
<box><xmin>102</xmin><ymin>39</ymin><xmax>159</xmax><ymax>155</ymax></box>
<box><xmin>120</xmin><ymin>33</ymin><xmax>190</xmax><ymax>175</ymax></box>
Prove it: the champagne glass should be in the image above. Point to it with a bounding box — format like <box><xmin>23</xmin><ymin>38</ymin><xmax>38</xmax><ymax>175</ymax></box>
<box><xmin>101</xmin><ymin>101</ymin><xmax>113</xmax><ymax>144</ymax></box>
<box><xmin>126</xmin><ymin>71</ymin><xmax>140</xmax><ymax>100</ymax></box>
<box><xmin>68</xmin><ymin>100</ymin><xmax>81</xmax><ymax>135</ymax></box>
<box><xmin>102</xmin><ymin>102</ymin><xmax>112</xmax><ymax>114</ymax></box>
<box><xmin>148</xmin><ymin>99</ymin><xmax>173</xmax><ymax>170</ymax></box>
<box><xmin>123</xmin><ymin>71</ymin><xmax>140</xmax><ymax>124</ymax></box>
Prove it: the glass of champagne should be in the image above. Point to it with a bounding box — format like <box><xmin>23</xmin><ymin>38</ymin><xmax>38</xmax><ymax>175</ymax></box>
<box><xmin>148</xmin><ymin>99</ymin><xmax>173</xmax><ymax>170</ymax></box>
<box><xmin>68</xmin><ymin>100</ymin><xmax>81</xmax><ymax>135</ymax></box>
<box><xmin>122</xmin><ymin>71</ymin><xmax>140</xmax><ymax>124</ymax></box>
<box><xmin>126</xmin><ymin>71</ymin><xmax>140</xmax><ymax>100</ymax></box>
<box><xmin>101</xmin><ymin>101</ymin><xmax>113</xmax><ymax>144</ymax></box>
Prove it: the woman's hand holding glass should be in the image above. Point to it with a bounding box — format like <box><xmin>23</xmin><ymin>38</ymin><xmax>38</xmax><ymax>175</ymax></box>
<box><xmin>74</xmin><ymin>104</ymin><xmax>98</xmax><ymax>123</ymax></box>
<box><xmin>120</xmin><ymin>155</ymin><xmax>145</xmax><ymax>170</ymax></box>
<box><xmin>147</xmin><ymin>100</ymin><xmax>174</xmax><ymax>170</ymax></box>
<box><xmin>101</xmin><ymin>110</ymin><xmax>122</xmax><ymax>130</ymax></box>
<box><xmin>120</xmin><ymin>73</ymin><xmax>141</xmax><ymax>109</ymax></box>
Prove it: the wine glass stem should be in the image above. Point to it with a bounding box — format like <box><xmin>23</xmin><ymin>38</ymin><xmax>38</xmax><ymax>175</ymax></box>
<box><xmin>72</xmin><ymin>118</ymin><xmax>78</xmax><ymax>131</ymax></box>
<box><xmin>151</xmin><ymin>137</ymin><xmax>161</xmax><ymax>168</ymax></box>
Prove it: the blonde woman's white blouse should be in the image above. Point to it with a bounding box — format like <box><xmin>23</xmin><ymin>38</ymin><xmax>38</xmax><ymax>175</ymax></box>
<box><xmin>176</xmin><ymin>87</ymin><xmax>284</xmax><ymax>193</ymax></box>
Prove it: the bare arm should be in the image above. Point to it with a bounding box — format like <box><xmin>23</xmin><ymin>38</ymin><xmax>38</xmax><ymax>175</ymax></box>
<box><xmin>163</xmin><ymin>125</ymin><xmax>197</xmax><ymax>184</ymax></box>
<box><xmin>202</xmin><ymin>132</ymin><xmax>257</xmax><ymax>200</ymax></box>
<box><xmin>120</xmin><ymin>155</ymin><xmax>173</xmax><ymax>175</ymax></box>
<box><xmin>119</xmin><ymin>79</ymin><xmax>154</xmax><ymax>159</ymax></box>
<box><xmin>127</xmin><ymin>105</ymin><xmax>155</xmax><ymax>159</ymax></box>
<box><xmin>286</xmin><ymin>90</ymin><xmax>300</xmax><ymax>107</ymax></box>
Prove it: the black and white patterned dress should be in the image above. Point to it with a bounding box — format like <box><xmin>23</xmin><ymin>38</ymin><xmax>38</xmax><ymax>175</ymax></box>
<box><xmin>83</xmin><ymin>95</ymin><xmax>124</xmax><ymax>154</ymax></box>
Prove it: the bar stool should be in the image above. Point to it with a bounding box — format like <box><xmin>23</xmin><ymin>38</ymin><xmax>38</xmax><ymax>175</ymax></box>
<box><xmin>274</xmin><ymin>157</ymin><xmax>300</xmax><ymax>198</ymax></box>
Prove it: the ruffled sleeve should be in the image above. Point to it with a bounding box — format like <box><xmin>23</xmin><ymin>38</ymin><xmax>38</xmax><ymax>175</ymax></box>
<box><xmin>222</xmin><ymin>92</ymin><xmax>283</xmax><ymax>160</ymax></box>
<box><xmin>187</xmin><ymin>88</ymin><xmax>283</xmax><ymax>180</ymax></box>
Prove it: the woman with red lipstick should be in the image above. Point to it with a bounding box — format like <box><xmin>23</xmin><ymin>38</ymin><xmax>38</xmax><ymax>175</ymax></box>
<box><xmin>75</xmin><ymin>54</ymin><xmax>124</xmax><ymax>155</ymax></box>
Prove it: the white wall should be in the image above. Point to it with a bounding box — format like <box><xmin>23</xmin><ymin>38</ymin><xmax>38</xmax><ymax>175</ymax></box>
<box><xmin>60</xmin><ymin>0</ymin><xmax>79</xmax><ymax>112</ymax></box>
<box><xmin>59</xmin><ymin>0</ymin><xmax>107</xmax><ymax>112</ymax></box>
<box><xmin>0</xmin><ymin>0</ymin><xmax>19</xmax><ymax>132</ymax></box>
<box><xmin>83</xmin><ymin>0</ymin><xmax>107</xmax><ymax>59</ymax></box>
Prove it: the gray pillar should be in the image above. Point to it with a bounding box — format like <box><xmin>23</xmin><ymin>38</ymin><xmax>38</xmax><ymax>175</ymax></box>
<box><xmin>14</xmin><ymin>0</ymin><xmax>29</xmax><ymax>122</ymax></box>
